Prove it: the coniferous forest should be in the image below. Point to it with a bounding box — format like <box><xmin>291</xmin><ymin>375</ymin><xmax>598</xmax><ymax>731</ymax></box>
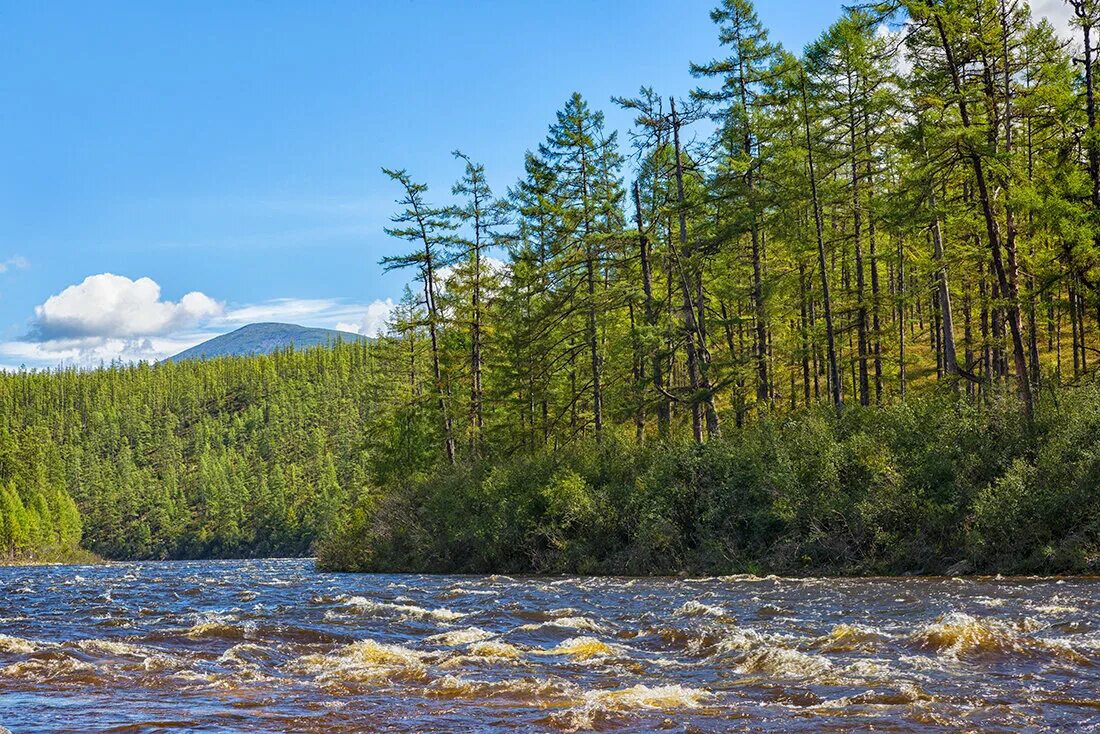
<box><xmin>5</xmin><ymin>0</ymin><xmax>1100</xmax><ymax>574</ymax></box>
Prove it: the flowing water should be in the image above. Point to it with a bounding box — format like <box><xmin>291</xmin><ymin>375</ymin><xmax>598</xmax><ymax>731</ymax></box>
<box><xmin>0</xmin><ymin>559</ymin><xmax>1097</xmax><ymax>733</ymax></box>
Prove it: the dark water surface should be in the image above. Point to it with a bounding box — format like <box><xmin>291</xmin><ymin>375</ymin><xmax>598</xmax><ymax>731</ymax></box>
<box><xmin>0</xmin><ymin>559</ymin><xmax>1097</xmax><ymax>733</ymax></box>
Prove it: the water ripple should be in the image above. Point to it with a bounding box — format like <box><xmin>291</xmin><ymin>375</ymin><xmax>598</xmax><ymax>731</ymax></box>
<box><xmin>0</xmin><ymin>560</ymin><xmax>1098</xmax><ymax>732</ymax></box>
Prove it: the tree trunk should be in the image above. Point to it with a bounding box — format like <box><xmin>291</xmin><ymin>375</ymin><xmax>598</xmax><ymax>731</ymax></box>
<box><xmin>579</xmin><ymin>141</ymin><xmax>603</xmax><ymax>440</ymax></box>
<box><xmin>671</xmin><ymin>98</ymin><xmax>720</xmax><ymax>438</ymax></box>
<box><xmin>801</xmin><ymin>71</ymin><xmax>842</xmax><ymax>411</ymax></box>
<box><xmin>799</xmin><ymin>265</ymin><xmax>811</xmax><ymax>407</ymax></box>
<box><xmin>934</xmin><ymin>12</ymin><xmax>1033</xmax><ymax>419</ymax></box>
<box><xmin>863</xmin><ymin>105</ymin><xmax>884</xmax><ymax>404</ymax></box>
<box><xmin>980</xmin><ymin>262</ymin><xmax>992</xmax><ymax>392</ymax></box>
<box><xmin>964</xmin><ymin>288</ymin><xmax>975</xmax><ymax>399</ymax></box>
<box><xmin>629</xmin><ymin>299</ymin><xmax>644</xmax><ymax>443</ymax></box>
<box><xmin>848</xmin><ymin>70</ymin><xmax>870</xmax><ymax>406</ymax></box>
<box><xmin>427</xmin><ymin>290</ymin><xmax>455</xmax><ymax>464</ymax></box>
<box><xmin>408</xmin><ymin>195</ymin><xmax>457</xmax><ymax>465</ymax></box>
<box><xmin>634</xmin><ymin>181</ymin><xmax>670</xmax><ymax>437</ymax></box>
<box><xmin>929</xmin><ymin>185</ymin><xmax>959</xmax><ymax>386</ymax></box>
<box><xmin>470</xmin><ymin>196</ymin><xmax>484</xmax><ymax>453</ymax></box>
<box><xmin>897</xmin><ymin>236</ymin><xmax>906</xmax><ymax>400</ymax></box>
<box><xmin>1073</xmin><ymin>2</ymin><xmax>1100</xmax><ymax>211</ymax></box>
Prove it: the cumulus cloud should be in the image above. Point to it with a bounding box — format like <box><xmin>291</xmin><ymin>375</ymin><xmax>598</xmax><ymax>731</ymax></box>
<box><xmin>435</xmin><ymin>255</ymin><xmax>509</xmax><ymax>294</ymax></box>
<box><xmin>3</xmin><ymin>272</ymin><xmax>402</xmax><ymax>369</ymax></box>
<box><xmin>334</xmin><ymin>298</ymin><xmax>395</xmax><ymax>337</ymax></box>
<box><xmin>877</xmin><ymin>22</ymin><xmax>913</xmax><ymax>78</ymax></box>
<box><xmin>28</xmin><ymin>273</ymin><xmax>223</xmax><ymax>341</ymax></box>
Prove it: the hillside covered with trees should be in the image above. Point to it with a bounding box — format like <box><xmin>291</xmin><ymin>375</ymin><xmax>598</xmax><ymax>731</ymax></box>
<box><xmin>4</xmin><ymin>0</ymin><xmax>1100</xmax><ymax>573</ymax></box>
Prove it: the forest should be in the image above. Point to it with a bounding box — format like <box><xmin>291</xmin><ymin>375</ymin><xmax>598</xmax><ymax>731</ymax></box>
<box><xmin>3</xmin><ymin>0</ymin><xmax>1100</xmax><ymax>573</ymax></box>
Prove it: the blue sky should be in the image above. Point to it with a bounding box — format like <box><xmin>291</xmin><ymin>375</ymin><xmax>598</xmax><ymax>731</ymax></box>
<box><xmin>0</xmin><ymin>0</ymin><xmax>1073</xmax><ymax>368</ymax></box>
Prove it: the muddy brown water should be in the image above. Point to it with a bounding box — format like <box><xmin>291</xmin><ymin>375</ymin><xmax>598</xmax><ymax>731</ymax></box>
<box><xmin>0</xmin><ymin>559</ymin><xmax>1097</xmax><ymax>732</ymax></box>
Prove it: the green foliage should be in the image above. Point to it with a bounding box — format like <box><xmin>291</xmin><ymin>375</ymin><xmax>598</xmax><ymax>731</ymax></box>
<box><xmin>319</xmin><ymin>386</ymin><xmax>1100</xmax><ymax>575</ymax></box>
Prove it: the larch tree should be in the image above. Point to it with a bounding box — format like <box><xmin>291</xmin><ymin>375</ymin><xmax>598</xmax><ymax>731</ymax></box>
<box><xmin>450</xmin><ymin>151</ymin><xmax>508</xmax><ymax>455</ymax></box>
<box><xmin>538</xmin><ymin>93</ymin><xmax>624</xmax><ymax>441</ymax></box>
<box><xmin>692</xmin><ymin>0</ymin><xmax>782</xmax><ymax>412</ymax></box>
<box><xmin>381</xmin><ymin>168</ymin><xmax>458</xmax><ymax>464</ymax></box>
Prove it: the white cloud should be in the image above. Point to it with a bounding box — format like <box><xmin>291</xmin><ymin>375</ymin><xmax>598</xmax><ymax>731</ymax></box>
<box><xmin>220</xmin><ymin>298</ymin><xmax>344</xmax><ymax>325</ymax></box>
<box><xmin>484</xmin><ymin>254</ymin><xmax>508</xmax><ymax>276</ymax></box>
<box><xmin>876</xmin><ymin>22</ymin><xmax>913</xmax><ymax>79</ymax></box>
<box><xmin>0</xmin><ymin>256</ymin><xmax>29</xmax><ymax>274</ymax></box>
<box><xmin>0</xmin><ymin>332</ymin><xmax>215</xmax><ymax>370</ymax></box>
<box><xmin>334</xmin><ymin>298</ymin><xmax>395</xmax><ymax>337</ymax></box>
<box><xmin>218</xmin><ymin>297</ymin><xmax>395</xmax><ymax>336</ymax></box>
<box><xmin>29</xmin><ymin>273</ymin><xmax>223</xmax><ymax>341</ymax></box>
<box><xmin>435</xmin><ymin>255</ymin><xmax>508</xmax><ymax>294</ymax></box>
<box><xmin>1031</xmin><ymin>0</ymin><xmax>1076</xmax><ymax>41</ymax></box>
<box><xmin>4</xmin><ymin>273</ymin><xmax>402</xmax><ymax>369</ymax></box>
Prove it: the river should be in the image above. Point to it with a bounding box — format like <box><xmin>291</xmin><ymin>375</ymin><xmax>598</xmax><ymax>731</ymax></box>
<box><xmin>0</xmin><ymin>559</ymin><xmax>1097</xmax><ymax>732</ymax></box>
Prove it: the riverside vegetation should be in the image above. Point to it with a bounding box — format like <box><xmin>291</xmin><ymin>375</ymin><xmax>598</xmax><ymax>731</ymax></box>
<box><xmin>4</xmin><ymin>0</ymin><xmax>1100</xmax><ymax>574</ymax></box>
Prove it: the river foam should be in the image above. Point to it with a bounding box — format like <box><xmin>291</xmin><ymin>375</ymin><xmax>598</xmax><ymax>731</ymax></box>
<box><xmin>1</xmin><ymin>560</ymin><xmax>1097</xmax><ymax>733</ymax></box>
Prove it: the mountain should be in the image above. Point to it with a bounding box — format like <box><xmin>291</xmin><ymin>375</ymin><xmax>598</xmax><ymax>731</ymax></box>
<box><xmin>168</xmin><ymin>322</ymin><xmax>363</xmax><ymax>362</ymax></box>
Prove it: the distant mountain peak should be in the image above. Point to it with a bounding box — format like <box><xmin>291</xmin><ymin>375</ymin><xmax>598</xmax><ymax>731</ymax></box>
<box><xmin>168</xmin><ymin>322</ymin><xmax>363</xmax><ymax>362</ymax></box>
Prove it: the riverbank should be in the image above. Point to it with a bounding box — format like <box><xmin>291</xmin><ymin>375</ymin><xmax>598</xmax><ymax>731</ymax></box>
<box><xmin>317</xmin><ymin>391</ymin><xmax>1100</xmax><ymax>577</ymax></box>
<box><xmin>0</xmin><ymin>547</ymin><xmax>102</xmax><ymax>567</ymax></box>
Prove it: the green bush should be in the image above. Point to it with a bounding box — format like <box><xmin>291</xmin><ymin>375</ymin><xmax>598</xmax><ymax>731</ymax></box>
<box><xmin>318</xmin><ymin>387</ymin><xmax>1100</xmax><ymax>576</ymax></box>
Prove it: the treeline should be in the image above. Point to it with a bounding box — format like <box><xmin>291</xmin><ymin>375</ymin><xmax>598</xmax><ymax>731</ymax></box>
<box><xmin>3</xmin><ymin>338</ymin><xmax>1096</xmax><ymax>572</ymax></box>
<box><xmin>6</xmin><ymin>0</ymin><xmax>1100</xmax><ymax>571</ymax></box>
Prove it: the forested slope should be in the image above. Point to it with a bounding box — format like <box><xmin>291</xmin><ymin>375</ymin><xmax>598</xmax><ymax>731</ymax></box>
<box><xmin>168</xmin><ymin>322</ymin><xmax>363</xmax><ymax>362</ymax></box>
<box><xmin>0</xmin><ymin>346</ymin><xmax>391</xmax><ymax>560</ymax></box>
